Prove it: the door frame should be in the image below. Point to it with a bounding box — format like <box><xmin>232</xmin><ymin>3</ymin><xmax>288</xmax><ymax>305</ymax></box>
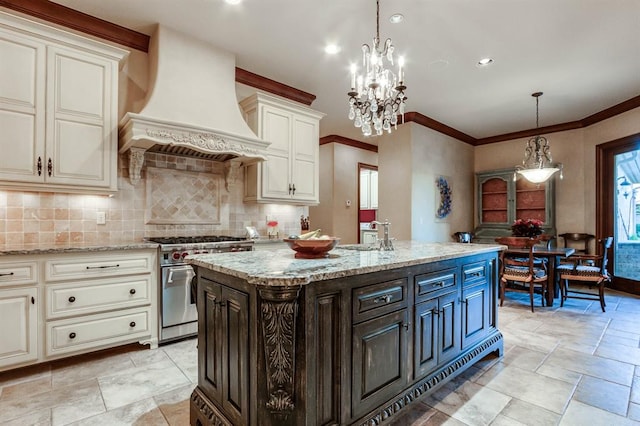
<box><xmin>596</xmin><ymin>132</ymin><xmax>640</xmax><ymax>294</ymax></box>
<box><xmin>357</xmin><ymin>163</ymin><xmax>378</xmax><ymax>244</ymax></box>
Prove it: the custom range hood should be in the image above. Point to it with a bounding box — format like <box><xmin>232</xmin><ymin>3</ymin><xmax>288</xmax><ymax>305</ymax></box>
<box><xmin>119</xmin><ymin>25</ymin><xmax>269</xmax><ymax>185</ymax></box>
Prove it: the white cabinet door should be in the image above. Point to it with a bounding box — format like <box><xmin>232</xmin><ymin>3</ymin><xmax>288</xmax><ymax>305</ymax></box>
<box><xmin>370</xmin><ymin>170</ymin><xmax>378</xmax><ymax>209</ymax></box>
<box><xmin>46</xmin><ymin>45</ymin><xmax>114</xmax><ymax>188</ymax></box>
<box><xmin>360</xmin><ymin>170</ymin><xmax>370</xmax><ymax>209</ymax></box>
<box><xmin>0</xmin><ymin>30</ymin><xmax>45</xmax><ymax>183</ymax></box>
<box><xmin>0</xmin><ymin>287</ymin><xmax>38</xmax><ymax>369</ymax></box>
<box><xmin>261</xmin><ymin>105</ymin><xmax>292</xmax><ymax>199</ymax></box>
<box><xmin>290</xmin><ymin>114</ymin><xmax>319</xmax><ymax>202</ymax></box>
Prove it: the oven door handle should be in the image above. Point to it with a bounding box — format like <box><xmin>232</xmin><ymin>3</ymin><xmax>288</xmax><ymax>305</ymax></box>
<box><xmin>166</xmin><ymin>265</ymin><xmax>195</xmax><ymax>286</ymax></box>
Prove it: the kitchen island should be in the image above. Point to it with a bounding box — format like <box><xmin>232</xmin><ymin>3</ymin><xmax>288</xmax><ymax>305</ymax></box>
<box><xmin>187</xmin><ymin>241</ymin><xmax>504</xmax><ymax>426</ymax></box>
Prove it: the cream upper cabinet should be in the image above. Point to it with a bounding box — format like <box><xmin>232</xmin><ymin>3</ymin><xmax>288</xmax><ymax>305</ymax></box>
<box><xmin>240</xmin><ymin>93</ymin><xmax>324</xmax><ymax>205</ymax></box>
<box><xmin>0</xmin><ymin>12</ymin><xmax>127</xmax><ymax>194</ymax></box>
<box><xmin>360</xmin><ymin>169</ymin><xmax>378</xmax><ymax>210</ymax></box>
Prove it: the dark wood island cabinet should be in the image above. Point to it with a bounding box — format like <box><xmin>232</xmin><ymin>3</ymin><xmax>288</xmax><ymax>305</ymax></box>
<box><xmin>187</xmin><ymin>242</ymin><xmax>504</xmax><ymax>426</ymax></box>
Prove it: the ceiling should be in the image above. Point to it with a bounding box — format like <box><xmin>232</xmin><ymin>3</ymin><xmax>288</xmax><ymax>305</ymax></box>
<box><xmin>50</xmin><ymin>0</ymin><xmax>640</xmax><ymax>143</ymax></box>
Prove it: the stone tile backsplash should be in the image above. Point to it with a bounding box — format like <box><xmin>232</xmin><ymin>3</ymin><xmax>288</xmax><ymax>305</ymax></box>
<box><xmin>0</xmin><ymin>152</ymin><xmax>308</xmax><ymax>245</ymax></box>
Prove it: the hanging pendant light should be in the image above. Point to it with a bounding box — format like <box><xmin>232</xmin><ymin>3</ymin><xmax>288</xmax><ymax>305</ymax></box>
<box><xmin>515</xmin><ymin>92</ymin><xmax>563</xmax><ymax>184</ymax></box>
<box><xmin>347</xmin><ymin>0</ymin><xmax>407</xmax><ymax>137</ymax></box>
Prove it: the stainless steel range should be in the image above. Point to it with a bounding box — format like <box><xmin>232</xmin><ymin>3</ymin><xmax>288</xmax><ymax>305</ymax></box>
<box><xmin>147</xmin><ymin>236</ymin><xmax>254</xmax><ymax>343</ymax></box>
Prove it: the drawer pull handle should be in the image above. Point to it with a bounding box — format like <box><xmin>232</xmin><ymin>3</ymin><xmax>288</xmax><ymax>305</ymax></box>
<box><xmin>69</xmin><ymin>332</ymin><xmax>76</xmax><ymax>339</ymax></box>
<box><xmin>469</xmin><ymin>271</ymin><xmax>483</xmax><ymax>277</ymax></box>
<box><xmin>373</xmin><ymin>294</ymin><xmax>393</xmax><ymax>304</ymax></box>
<box><xmin>0</xmin><ymin>272</ymin><xmax>14</xmax><ymax>277</ymax></box>
<box><xmin>129</xmin><ymin>288</ymin><xmax>136</xmax><ymax>295</ymax></box>
<box><xmin>435</xmin><ymin>281</ymin><xmax>446</xmax><ymax>287</ymax></box>
<box><xmin>129</xmin><ymin>321</ymin><xmax>136</xmax><ymax>328</ymax></box>
<box><xmin>68</xmin><ymin>296</ymin><xmax>76</xmax><ymax>303</ymax></box>
<box><xmin>86</xmin><ymin>264</ymin><xmax>120</xmax><ymax>270</ymax></box>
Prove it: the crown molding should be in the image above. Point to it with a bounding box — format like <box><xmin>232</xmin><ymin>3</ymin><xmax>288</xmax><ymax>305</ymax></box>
<box><xmin>403</xmin><ymin>112</ymin><xmax>476</xmax><ymax>145</ymax></box>
<box><xmin>320</xmin><ymin>135</ymin><xmax>378</xmax><ymax>153</ymax></box>
<box><xmin>235</xmin><ymin>68</ymin><xmax>316</xmax><ymax>106</ymax></box>
<box><xmin>0</xmin><ymin>0</ymin><xmax>150</xmax><ymax>51</ymax></box>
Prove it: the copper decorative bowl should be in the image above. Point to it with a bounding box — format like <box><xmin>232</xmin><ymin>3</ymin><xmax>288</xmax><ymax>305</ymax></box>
<box><xmin>283</xmin><ymin>237</ymin><xmax>340</xmax><ymax>259</ymax></box>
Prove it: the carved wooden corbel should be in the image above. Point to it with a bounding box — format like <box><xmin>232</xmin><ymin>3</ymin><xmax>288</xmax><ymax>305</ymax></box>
<box><xmin>127</xmin><ymin>147</ymin><xmax>146</xmax><ymax>185</ymax></box>
<box><xmin>258</xmin><ymin>285</ymin><xmax>301</xmax><ymax>421</ymax></box>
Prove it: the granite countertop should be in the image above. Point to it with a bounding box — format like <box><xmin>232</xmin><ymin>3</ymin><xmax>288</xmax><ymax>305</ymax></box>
<box><xmin>0</xmin><ymin>241</ymin><xmax>159</xmax><ymax>256</ymax></box>
<box><xmin>187</xmin><ymin>241</ymin><xmax>504</xmax><ymax>287</ymax></box>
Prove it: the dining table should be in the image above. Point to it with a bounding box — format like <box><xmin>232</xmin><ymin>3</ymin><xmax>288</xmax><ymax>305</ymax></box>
<box><xmin>504</xmin><ymin>246</ymin><xmax>576</xmax><ymax>306</ymax></box>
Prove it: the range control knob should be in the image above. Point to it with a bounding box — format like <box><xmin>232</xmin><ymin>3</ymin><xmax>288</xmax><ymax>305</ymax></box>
<box><xmin>181</xmin><ymin>252</ymin><xmax>189</xmax><ymax>259</ymax></box>
<box><xmin>172</xmin><ymin>252</ymin><xmax>181</xmax><ymax>261</ymax></box>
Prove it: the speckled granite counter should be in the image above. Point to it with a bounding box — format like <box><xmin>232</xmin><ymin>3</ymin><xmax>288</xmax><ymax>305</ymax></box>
<box><xmin>0</xmin><ymin>241</ymin><xmax>159</xmax><ymax>256</ymax></box>
<box><xmin>187</xmin><ymin>241</ymin><xmax>503</xmax><ymax>286</ymax></box>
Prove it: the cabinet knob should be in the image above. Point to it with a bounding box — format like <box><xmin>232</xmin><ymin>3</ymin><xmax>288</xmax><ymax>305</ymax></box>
<box><xmin>129</xmin><ymin>288</ymin><xmax>136</xmax><ymax>295</ymax></box>
<box><xmin>69</xmin><ymin>332</ymin><xmax>76</xmax><ymax>339</ymax></box>
<box><xmin>68</xmin><ymin>296</ymin><xmax>76</xmax><ymax>303</ymax></box>
<box><xmin>129</xmin><ymin>321</ymin><xmax>136</xmax><ymax>328</ymax></box>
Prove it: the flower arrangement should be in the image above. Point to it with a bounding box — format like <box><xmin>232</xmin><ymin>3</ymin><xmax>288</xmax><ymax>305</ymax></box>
<box><xmin>511</xmin><ymin>218</ymin><xmax>544</xmax><ymax>238</ymax></box>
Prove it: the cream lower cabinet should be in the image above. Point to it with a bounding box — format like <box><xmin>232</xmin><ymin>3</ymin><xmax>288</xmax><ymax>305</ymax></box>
<box><xmin>0</xmin><ymin>260</ymin><xmax>39</xmax><ymax>369</ymax></box>
<box><xmin>0</xmin><ymin>287</ymin><xmax>38</xmax><ymax>369</ymax></box>
<box><xmin>0</xmin><ymin>249</ymin><xmax>158</xmax><ymax>372</ymax></box>
<box><xmin>240</xmin><ymin>92</ymin><xmax>324</xmax><ymax>205</ymax></box>
<box><xmin>0</xmin><ymin>11</ymin><xmax>127</xmax><ymax>194</ymax></box>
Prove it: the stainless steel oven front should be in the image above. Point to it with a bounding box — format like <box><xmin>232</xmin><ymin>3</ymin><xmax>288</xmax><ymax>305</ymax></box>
<box><xmin>160</xmin><ymin>263</ymin><xmax>197</xmax><ymax>343</ymax></box>
<box><xmin>148</xmin><ymin>236</ymin><xmax>254</xmax><ymax>344</ymax></box>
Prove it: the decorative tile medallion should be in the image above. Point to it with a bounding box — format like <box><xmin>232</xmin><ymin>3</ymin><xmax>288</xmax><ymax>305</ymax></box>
<box><xmin>145</xmin><ymin>167</ymin><xmax>221</xmax><ymax>224</ymax></box>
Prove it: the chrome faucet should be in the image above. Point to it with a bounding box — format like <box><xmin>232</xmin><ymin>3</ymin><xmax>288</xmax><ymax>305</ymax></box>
<box><xmin>371</xmin><ymin>220</ymin><xmax>394</xmax><ymax>251</ymax></box>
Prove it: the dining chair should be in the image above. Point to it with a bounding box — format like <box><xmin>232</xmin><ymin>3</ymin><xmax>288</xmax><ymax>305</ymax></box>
<box><xmin>556</xmin><ymin>236</ymin><xmax>613</xmax><ymax>312</ymax></box>
<box><xmin>559</xmin><ymin>232</ymin><xmax>596</xmax><ymax>255</ymax></box>
<box><xmin>495</xmin><ymin>237</ymin><xmax>549</xmax><ymax>312</ymax></box>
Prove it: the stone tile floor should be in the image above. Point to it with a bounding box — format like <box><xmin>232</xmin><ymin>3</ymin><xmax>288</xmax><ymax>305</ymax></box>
<box><xmin>1</xmin><ymin>285</ymin><xmax>639</xmax><ymax>425</ymax></box>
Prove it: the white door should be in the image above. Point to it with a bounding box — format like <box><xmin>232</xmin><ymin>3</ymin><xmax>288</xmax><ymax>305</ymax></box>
<box><xmin>261</xmin><ymin>105</ymin><xmax>292</xmax><ymax>199</ymax></box>
<box><xmin>290</xmin><ymin>114</ymin><xmax>319</xmax><ymax>202</ymax></box>
<box><xmin>46</xmin><ymin>45</ymin><xmax>113</xmax><ymax>187</ymax></box>
<box><xmin>0</xmin><ymin>30</ymin><xmax>45</xmax><ymax>183</ymax></box>
<box><xmin>0</xmin><ymin>287</ymin><xmax>38</xmax><ymax>369</ymax></box>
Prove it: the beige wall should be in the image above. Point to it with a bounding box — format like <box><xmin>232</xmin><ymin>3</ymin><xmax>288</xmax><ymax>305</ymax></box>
<box><xmin>474</xmin><ymin>107</ymin><xmax>640</xmax><ymax>236</ymax></box>
<box><xmin>309</xmin><ymin>142</ymin><xmax>378</xmax><ymax>244</ymax></box>
<box><xmin>378</xmin><ymin>123</ymin><xmax>475</xmax><ymax>242</ymax></box>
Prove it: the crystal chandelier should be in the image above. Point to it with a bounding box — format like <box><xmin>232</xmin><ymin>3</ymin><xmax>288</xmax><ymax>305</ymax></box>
<box><xmin>348</xmin><ymin>0</ymin><xmax>407</xmax><ymax>137</ymax></box>
<box><xmin>515</xmin><ymin>92</ymin><xmax>563</xmax><ymax>184</ymax></box>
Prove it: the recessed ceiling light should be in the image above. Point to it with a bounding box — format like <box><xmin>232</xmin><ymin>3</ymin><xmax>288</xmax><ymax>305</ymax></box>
<box><xmin>477</xmin><ymin>57</ymin><xmax>494</xmax><ymax>67</ymax></box>
<box><xmin>324</xmin><ymin>44</ymin><xmax>341</xmax><ymax>54</ymax></box>
<box><xmin>225</xmin><ymin>0</ymin><xmax>242</xmax><ymax>4</ymax></box>
<box><xmin>389</xmin><ymin>13</ymin><xmax>404</xmax><ymax>24</ymax></box>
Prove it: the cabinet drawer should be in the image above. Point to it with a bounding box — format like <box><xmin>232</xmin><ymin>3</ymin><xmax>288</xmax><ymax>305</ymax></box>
<box><xmin>46</xmin><ymin>276</ymin><xmax>151</xmax><ymax>319</ymax></box>
<box><xmin>353</xmin><ymin>278</ymin><xmax>408</xmax><ymax>323</ymax></box>
<box><xmin>0</xmin><ymin>261</ymin><xmax>38</xmax><ymax>287</ymax></box>
<box><xmin>463</xmin><ymin>261</ymin><xmax>488</xmax><ymax>286</ymax></box>
<box><xmin>46</xmin><ymin>308</ymin><xmax>150</xmax><ymax>356</ymax></box>
<box><xmin>45</xmin><ymin>252</ymin><xmax>153</xmax><ymax>282</ymax></box>
<box><xmin>415</xmin><ymin>269</ymin><xmax>456</xmax><ymax>302</ymax></box>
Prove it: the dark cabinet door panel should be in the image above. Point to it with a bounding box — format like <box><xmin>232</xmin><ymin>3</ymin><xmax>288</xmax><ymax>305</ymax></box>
<box><xmin>461</xmin><ymin>283</ymin><xmax>490</xmax><ymax>349</ymax></box>
<box><xmin>221</xmin><ymin>286</ymin><xmax>248</xmax><ymax>420</ymax></box>
<box><xmin>199</xmin><ymin>282</ymin><xmax>222</xmax><ymax>401</ymax></box>
<box><xmin>352</xmin><ymin>309</ymin><xmax>409</xmax><ymax>419</ymax></box>
<box><xmin>315</xmin><ymin>293</ymin><xmax>341</xmax><ymax>425</ymax></box>
<box><xmin>414</xmin><ymin>299</ymin><xmax>438</xmax><ymax>378</ymax></box>
<box><xmin>438</xmin><ymin>291</ymin><xmax>461</xmax><ymax>365</ymax></box>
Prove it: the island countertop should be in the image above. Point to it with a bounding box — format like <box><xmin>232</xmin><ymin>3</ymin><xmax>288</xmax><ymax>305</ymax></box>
<box><xmin>187</xmin><ymin>241</ymin><xmax>504</xmax><ymax>286</ymax></box>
